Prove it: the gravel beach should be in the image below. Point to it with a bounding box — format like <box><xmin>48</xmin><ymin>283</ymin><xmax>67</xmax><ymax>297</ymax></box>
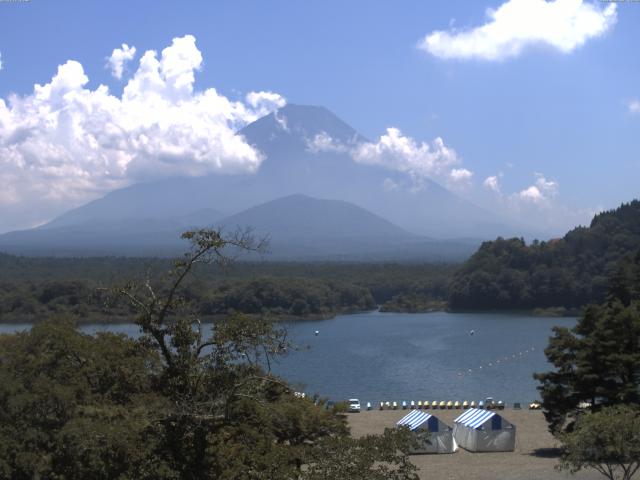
<box><xmin>347</xmin><ymin>409</ymin><xmax>604</xmax><ymax>480</ymax></box>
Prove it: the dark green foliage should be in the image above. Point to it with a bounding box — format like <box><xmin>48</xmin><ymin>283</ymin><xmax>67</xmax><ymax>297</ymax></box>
<box><xmin>0</xmin><ymin>229</ymin><xmax>418</xmax><ymax>479</ymax></box>
<box><xmin>0</xmin><ymin>230</ymin><xmax>415</xmax><ymax>480</ymax></box>
<box><xmin>301</xmin><ymin>428</ymin><xmax>419</xmax><ymax>480</ymax></box>
<box><xmin>0</xmin><ymin>319</ymin><xmax>169</xmax><ymax>479</ymax></box>
<box><xmin>0</xmin><ymin>257</ymin><xmax>455</xmax><ymax>323</ymax></box>
<box><xmin>200</xmin><ymin>277</ymin><xmax>375</xmax><ymax>317</ymax></box>
<box><xmin>558</xmin><ymin>405</ymin><xmax>640</xmax><ymax>480</ymax></box>
<box><xmin>534</xmin><ymin>252</ymin><xmax>640</xmax><ymax>434</ymax></box>
<box><xmin>449</xmin><ymin>201</ymin><xmax>640</xmax><ymax>311</ymax></box>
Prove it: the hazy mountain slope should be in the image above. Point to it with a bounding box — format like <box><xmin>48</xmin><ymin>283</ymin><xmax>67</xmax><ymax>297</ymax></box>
<box><xmin>0</xmin><ymin>193</ymin><xmax>478</xmax><ymax>260</ymax></box>
<box><xmin>238</xmin><ymin>104</ymin><xmax>507</xmax><ymax>239</ymax></box>
<box><xmin>0</xmin><ymin>104</ymin><xmax>518</xmax><ymax>258</ymax></box>
<box><xmin>43</xmin><ymin>104</ymin><xmax>512</xmax><ymax>238</ymax></box>
<box><xmin>216</xmin><ymin>194</ymin><xmax>477</xmax><ymax>260</ymax></box>
<box><xmin>0</xmin><ymin>210</ymin><xmax>223</xmax><ymax>256</ymax></box>
<box><xmin>219</xmin><ymin>194</ymin><xmax>412</xmax><ymax>239</ymax></box>
<box><xmin>45</xmin><ymin>104</ymin><xmax>365</xmax><ymax>230</ymax></box>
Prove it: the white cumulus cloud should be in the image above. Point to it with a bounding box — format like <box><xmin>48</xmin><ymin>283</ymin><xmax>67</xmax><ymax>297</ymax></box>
<box><xmin>515</xmin><ymin>173</ymin><xmax>559</xmax><ymax>204</ymax></box>
<box><xmin>483</xmin><ymin>175</ymin><xmax>501</xmax><ymax>193</ymax></box>
<box><xmin>420</xmin><ymin>0</ymin><xmax>617</xmax><ymax>61</ymax></box>
<box><xmin>449</xmin><ymin>168</ymin><xmax>473</xmax><ymax>182</ymax></box>
<box><xmin>629</xmin><ymin>99</ymin><xmax>640</xmax><ymax>115</ymax></box>
<box><xmin>352</xmin><ymin>128</ymin><xmax>461</xmax><ymax>180</ymax></box>
<box><xmin>306</xmin><ymin>131</ymin><xmax>351</xmax><ymax>154</ymax></box>
<box><xmin>0</xmin><ymin>34</ymin><xmax>285</xmax><ymax>231</ymax></box>
<box><xmin>245</xmin><ymin>91</ymin><xmax>287</xmax><ymax>119</ymax></box>
<box><xmin>107</xmin><ymin>43</ymin><xmax>137</xmax><ymax>79</ymax></box>
<box><xmin>308</xmin><ymin>127</ymin><xmax>472</xmax><ymax>190</ymax></box>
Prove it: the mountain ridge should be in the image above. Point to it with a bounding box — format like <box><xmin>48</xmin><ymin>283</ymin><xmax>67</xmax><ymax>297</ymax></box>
<box><xmin>0</xmin><ymin>103</ymin><xmax>519</xmax><ymax>258</ymax></box>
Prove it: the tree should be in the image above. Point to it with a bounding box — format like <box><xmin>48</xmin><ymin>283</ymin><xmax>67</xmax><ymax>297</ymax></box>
<box><xmin>113</xmin><ymin>228</ymin><xmax>417</xmax><ymax>478</ymax></box>
<box><xmin>0</xmin><ymin>318</ymin><xmax>169</xmax><ymax>479</ymax></box>
<box><xmin>535</xmin><ymin>253</ymin><xmax>640</xmax><ymax>434</ymax></box>
<box><xmin>558</xmin><ymin>405</ymin><xmax>640</xmax><ymax>480</ymax></box>
<box><xmin>301</xmin><ymin>428</ymin><xmax>419</xmax><ymax>480</ymax></box>
<box><xmin>0</xmin><ymin>229</ymin><xmax>419</xmax><ymax>478</ymax></box>
<box><xmin>449</xmin><ymin>201</ymin><xmax>640</xmax><ymax>311</ymax></box>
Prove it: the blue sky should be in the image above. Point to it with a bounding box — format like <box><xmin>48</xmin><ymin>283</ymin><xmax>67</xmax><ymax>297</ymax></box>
<box><xmin>0</xmin><ymin>0</ymin><xmax>638</xmax><ymax>233</ymax></box>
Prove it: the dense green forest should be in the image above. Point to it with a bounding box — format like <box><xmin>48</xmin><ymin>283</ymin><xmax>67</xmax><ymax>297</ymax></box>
<box><xmin>0</xmin><ymin>230</ymin><xmax>419</xmax><ymax>479</ymax></box>
<box><xmin>0</xmin><ymin>255</ymin><xmax>455</xmax><ymax>323</ymax></box>
<box><xmin>449</xmin><ymin>201</ymin><xmax>640</xmax><ymax>311</ymax></box>
<box><xmin>3</xmin><ymin>199</ymin><xmax>639</xmax><ymax>321</ymax></box>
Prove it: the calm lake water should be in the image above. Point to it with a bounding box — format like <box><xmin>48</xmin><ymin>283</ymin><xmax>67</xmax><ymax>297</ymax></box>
<box><xmin>0</xmin><ymin>311</ymin><xmax>575</xmax><ymax>405</ymax></box>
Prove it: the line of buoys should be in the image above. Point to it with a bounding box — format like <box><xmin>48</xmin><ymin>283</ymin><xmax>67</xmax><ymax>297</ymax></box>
<box><xmin>456</xmin><ymin>346</ymin><xmax>538</xmax><ymax>377</ymax></box>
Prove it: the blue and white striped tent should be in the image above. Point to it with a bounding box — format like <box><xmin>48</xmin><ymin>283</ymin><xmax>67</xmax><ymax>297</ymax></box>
<box><xmin>397</xmin><ymin>410</ymin><xmax>457</xmax><ymax>454</ymax></box>
<box><xmin>453</xmin><ymin>408</ymin><xmax>516</xmax><ymax>452</ymax></box>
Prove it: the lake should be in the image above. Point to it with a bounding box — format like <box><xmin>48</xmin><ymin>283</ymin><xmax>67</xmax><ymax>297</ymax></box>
<box><xmin>0</xmin><ymin>311</ymin><xmax>575</xmax><ymax>406</ymax></box>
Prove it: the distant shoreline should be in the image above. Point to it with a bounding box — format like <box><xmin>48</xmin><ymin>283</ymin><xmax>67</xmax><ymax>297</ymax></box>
<box><xmin>0</xmin><ymin>306</ymin><xmax>582</xmax><ymax>326</ymax></box>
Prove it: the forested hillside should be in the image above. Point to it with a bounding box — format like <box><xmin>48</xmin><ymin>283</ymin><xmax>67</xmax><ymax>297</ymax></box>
<box><xmin>0</xmin><ymin>256</ymin><xmax>454</xmax><ymax>322</ymax></box>
<box><xmin>449</xmin><ymin>201</ymin><xmax>640</xmax><ymax>311</ymax></box>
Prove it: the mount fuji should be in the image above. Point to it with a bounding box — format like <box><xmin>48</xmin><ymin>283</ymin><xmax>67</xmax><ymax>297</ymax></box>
<box><xmin>0</xmin><ymin>104</ymin><xmax>519</xmax><ymax>259</ymax></box>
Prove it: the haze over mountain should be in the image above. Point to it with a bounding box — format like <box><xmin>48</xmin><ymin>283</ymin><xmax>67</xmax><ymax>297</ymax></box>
<box><xmin>0</xmin><ymin>104</ymin><xmax>523</xmax><ymax>259</ymax></box>
<box><xmin>217</xmin><ymin>194</ymin><xmax>477</xmax><ymax>260</ymax></box>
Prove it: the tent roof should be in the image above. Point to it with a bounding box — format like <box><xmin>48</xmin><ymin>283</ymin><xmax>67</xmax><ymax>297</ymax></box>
<box><xmin>454</xmin><ymin>408</ymin><xmax>498</xmax><ymax>429</ymax></box>
<box><xmin>397</xmin><ymin>410</ymin><xmax>434</xmax><ymax>431</ymax></box>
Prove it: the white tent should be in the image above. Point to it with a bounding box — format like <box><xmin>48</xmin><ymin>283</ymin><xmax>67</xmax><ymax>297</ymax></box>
<box><xmin>396</xmin><ymin>410</ymin><xmax>457</xmax><ymax>454</ymax></box>
<box><xmin>453</xmin><ymin>408</ymin><xmax>516</xmax><ymax>452</ymax></box>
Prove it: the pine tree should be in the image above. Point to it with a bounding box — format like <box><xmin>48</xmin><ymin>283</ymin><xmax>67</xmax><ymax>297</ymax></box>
<box><xmin>534</xmin><ymin>251</ymin><xmax>640</xmax><ymax>434</ymax></box>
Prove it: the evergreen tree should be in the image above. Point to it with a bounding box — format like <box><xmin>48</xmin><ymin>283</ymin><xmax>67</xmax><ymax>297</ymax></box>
<box><xmin>534</xmin><ymin>252</ymin><xmax>640</xmax><ymax>434</ymax></box>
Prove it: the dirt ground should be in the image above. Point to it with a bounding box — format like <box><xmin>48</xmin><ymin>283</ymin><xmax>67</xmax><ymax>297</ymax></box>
<box><xmin>347</xmin><ymin>408</ymin><xmax>604</xmax><ymax>480</ymax></box>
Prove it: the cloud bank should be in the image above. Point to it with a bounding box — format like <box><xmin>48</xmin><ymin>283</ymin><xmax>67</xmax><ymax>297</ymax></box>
<box><xmin>309</xmin><ymin>127</ymin><xmax>471</xmax><ymax>190</ymax></box>
<box><xmin>420</xmin><ymin>0</ymin><xmax>616</xmax><ymax>61</ymax></box>
<box><xmin>0</xmin><ymin>35</ymin><xmax>285</xmax><ymax>231</ymax></box>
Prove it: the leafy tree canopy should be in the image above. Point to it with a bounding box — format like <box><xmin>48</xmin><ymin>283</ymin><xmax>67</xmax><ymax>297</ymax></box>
<box><xmin>534</xmin><ymin>251</ymin><xmax>640</xmax><ymax>434</ymax></box>
<box><xmin>0</xmin><ymin>229</ymin><xmax>418</xmax><ymax>479</ymax></box>
<box><xmin>449</xmin><ymin>200</ymin><xmax>640</xmax><ymax>311</ymax></box>
<box><xmin>558</xmin><ymin>405</ymin><xmax>640</xmax><ymax>480</ymax></box>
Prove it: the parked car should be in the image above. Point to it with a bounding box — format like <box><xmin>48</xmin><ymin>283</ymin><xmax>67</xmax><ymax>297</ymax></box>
<box><xmin>348</xmin><ymin>398</ymin><xmax>361</xmax><ymax>412</ymax></box>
